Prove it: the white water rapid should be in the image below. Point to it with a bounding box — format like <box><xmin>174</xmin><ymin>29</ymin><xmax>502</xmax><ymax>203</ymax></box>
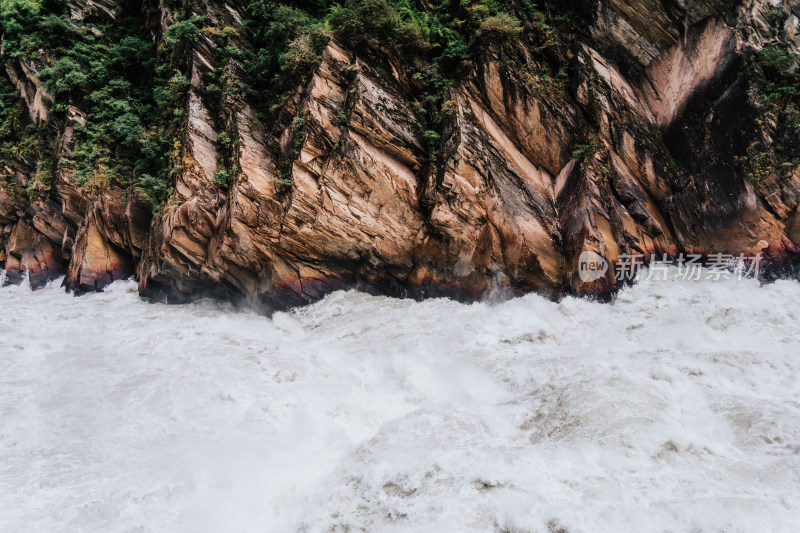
<box><xmin>1</xmin><ymin>270</ymin><xmax>799</xmax><ymax>532</ymax></box>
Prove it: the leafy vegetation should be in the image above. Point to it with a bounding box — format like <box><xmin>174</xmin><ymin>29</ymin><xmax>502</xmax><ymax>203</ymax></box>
<box><xmin>0</xmin><ymin>65</ymin><xmax>33</xmax><ymax>164</ymax></box>
<box><xmin>571</xmin><ymin>138</ymin><xmax>598</xmax><ymax>171</ymax></box>
<box><xmin>423</xmin><ymin>130</ymin><xmax>441</xmax><ymax>155</ymax></box>
<box><xmin>747</xmin><ymin>44</ymin><xmax>799</xmax><ymax>102</ymax></box>
<box><xmin>0</xmin><ymin>0</ymin><xmax>192</xmax><ymax>210</ymax></box>
<box><xmin>743</xmin><ymin>42</ymin><xmax>800</xmax><ymax>180</ymax></box>
<box><xmin>764</xmin><ymin>7</ymin><xmax>786</xmax><ymax>35</ymax></box>
<box><xmin>273</xmin><ymin>113</ymin><xmax>307</xmax><ymax>193</ymax></box>
<box><xmin>737</xmin><ymin>143</ymin><xmax>775</xmax><ymax>184</ymax></box>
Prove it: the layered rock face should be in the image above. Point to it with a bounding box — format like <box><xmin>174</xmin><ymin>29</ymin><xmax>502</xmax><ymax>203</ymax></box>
<box><xmin>2</xmin><ymin>0</ymin><xmax>800</xmax><ymax>308</ymax></box>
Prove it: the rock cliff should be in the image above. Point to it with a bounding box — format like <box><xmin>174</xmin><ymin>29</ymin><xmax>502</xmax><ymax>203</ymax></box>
<box><xmin>2</xmin><ymin>0</ymin><xmax>799</xmax><ymax>308</ymax></box>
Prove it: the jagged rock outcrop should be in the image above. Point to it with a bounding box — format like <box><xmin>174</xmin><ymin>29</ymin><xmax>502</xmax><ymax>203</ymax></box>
<box><xmin>4</xmin><ymin>58</ymin><xmax>50</xmax><ymax>126</ymax></box>
<box><xmin>2</xmin><ymin>0</ymin><xmax>799</xmax><ymax>308</ymax></box>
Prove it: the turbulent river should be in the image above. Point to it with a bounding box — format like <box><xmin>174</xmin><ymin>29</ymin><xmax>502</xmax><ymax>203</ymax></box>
<box><xmin>1</xmin><ymin>270</ymin><xmax>799</xmax><ymax>532</ymax></box>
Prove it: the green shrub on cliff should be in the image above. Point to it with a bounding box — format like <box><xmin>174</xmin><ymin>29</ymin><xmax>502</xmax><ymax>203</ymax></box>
<box><xmin>0</xmin><ymin>1</ymin><xmax>194</xmax><ymax>208</ymax></box>
<box><xmin>423</xmin><ymin>130</ymin><xmax>441</xmax><ymax>154</ymax></box>
<box><xmin>479</xmin><ymin>12</ymin><xmax>523</xmax><ymax>36</ymax></box>
<box><xmin>0</xmin><ymin>68</ymin><xmax>26</xmax><ymax>162</ymax></box>
<box><xmin>243</xmin><ymin>2</ymin><xmax>328</xmax><ymax>112</ymax></box>
<box><xmin>165</xmin><ymin>18</ymin><xmax>200</xmax><ymax>48</ymax></box>
<box><xmin>744</xmin><ymin>43</ymin><xmax>800</xmax><ymax>171</ymax></box>
<box><xmin>136</xmin><ymin>173</ymin><xmax>170</xmax><ymax>206</ymax></box>
<box><xmin>0</xmin><ymin>0</ymin><xmax>45</xmax><ymax>58</ymax></box>
<box><xmin>747</xmin><ymin>44</ymin><xmax>799</xmax><ymax>102</ymax></box>
<box><xmin>328</xmin><ymin>0</ymin><xmax>397</xmax><ymax>49</ymax></box>
<box><xmin>213</xmin><ymin>167</ymin><xmax>230</xmax><ymax>189</ymax></box>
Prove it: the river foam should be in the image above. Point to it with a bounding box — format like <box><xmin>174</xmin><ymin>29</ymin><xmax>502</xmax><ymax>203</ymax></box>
<box><xmin>1</xmin><ymin>270</ymin><xmax>799</xmax><ymax>532</ymax></box>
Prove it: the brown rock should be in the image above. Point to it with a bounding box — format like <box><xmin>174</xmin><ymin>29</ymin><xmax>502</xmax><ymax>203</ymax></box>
<box><xmin>2</xmin><ymin>0</ymin><xmax>800</xmax><ymax>306</ymax></box>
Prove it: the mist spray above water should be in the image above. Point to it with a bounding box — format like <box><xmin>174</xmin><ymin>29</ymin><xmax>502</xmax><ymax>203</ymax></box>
<box><xmin>1</xmin><ymin>270</ymin><xmax>799</xmax><ymax>532</ymax></box>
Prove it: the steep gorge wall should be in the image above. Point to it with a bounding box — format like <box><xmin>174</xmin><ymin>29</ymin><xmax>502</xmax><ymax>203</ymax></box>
<box><xmin>2</xmin><ymin>0</ymin><xmax>800</xmax><ymax>308</ymax></box>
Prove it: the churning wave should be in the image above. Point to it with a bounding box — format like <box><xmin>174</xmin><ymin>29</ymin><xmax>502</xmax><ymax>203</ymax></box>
<box><xmin>1</xmin><ymin>269</ymin><xmax>799</xmax><ymax>532</ymax></box>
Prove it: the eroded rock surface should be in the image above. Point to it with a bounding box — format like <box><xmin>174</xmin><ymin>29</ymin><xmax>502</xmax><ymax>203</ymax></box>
<box><xmin>2</xmin><ymin>0</ymin><xmax>799</xmax><ymax>307</ymax></box>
